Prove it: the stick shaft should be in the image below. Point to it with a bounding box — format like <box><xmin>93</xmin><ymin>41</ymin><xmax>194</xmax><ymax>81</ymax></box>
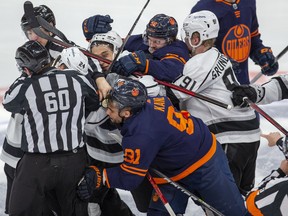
<box><xmin>107</xmin><ymin>0</ymin><xmax>151</xmax><ymax>73</ymax></box>
<box><xmin>151</xmin><ymin>168</ymin><xmax>224</xmax><ymax>216</ymax></box>
<box><xmin>244</xmin><ymin>98</ymin><xmax>288</xmax><ymax>135</ymax></box>
<box><xmin>146</xmin><ymin>173</ymin><xmax>176</xmax><ymax>216</ymax></box>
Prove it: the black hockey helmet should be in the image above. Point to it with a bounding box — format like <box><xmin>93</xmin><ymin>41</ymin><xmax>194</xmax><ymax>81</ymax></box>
<box><xmin>15</xmin><ymin>40</ymin><xmax>51</xmax><ymax>74</ymax></box>
<box><xmin>146</xmin><ymin>14</ymin><xmax>178</xmax><ymax>38</ymax></box>
<box><xmin>21</xmin><ymin>5</ymin><xmax>56</xmax><ymax>32</ymax></box>
<box><xmin>108</xmin><ymin>78</ymin><xmax>148</xmax><ymax>114</ymax></box>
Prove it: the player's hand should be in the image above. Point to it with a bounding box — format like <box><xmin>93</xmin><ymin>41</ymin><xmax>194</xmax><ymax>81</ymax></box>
<box><xmin>231</xmin><ymin>85</ymin><xmax>258</xmax><ymax>107</ymax></box>
<box><xmin>279</xmin><ymin>159</ymin><xmax>288</xmax><ymax>176</ymax></box>
<box><xmin>261</xmin><ymin>132</ymin><xmax>282</xmax><ymax>147</ymax></box>
<box><xmin>112</xmin><ymin>50</ymin><xmax>147</xmax><ymax>76</ymax></box>
<box><xmin>82</xmin><ymin>15</ymin><xmax>113</xmax><ymax>40</ymax></box>
<box><xmin>77</xmin><ymin>166</ymin><xmax>104</xmax><ymax>201</ymax></box>
<box><xmin>95</xmin><ymin>77</ymin><xmax>112</xmax><ymax>101</ymax></box>
<box><xmin>251</xmin><ymin>46</ymin><xmax>279</xmax><ymax>76</ymax></box>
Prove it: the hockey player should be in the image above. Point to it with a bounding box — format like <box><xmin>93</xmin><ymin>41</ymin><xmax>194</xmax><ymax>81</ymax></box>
<box><xmin>76</xmin><ymin>78</ymin><xmax>250</xmax><ymax>215</ymax></box>
<box><xmin>55</xmin><ymin>46</ymin><xmax>134</xmax><ymax>216</ymax></box>
<box><xmin>21</xmin><ymin>4</ymin><xmax>63</xmax><ymax>60</ymax></box>
<box><xmin>111</xmin><ymin>14</ymin><xmax>189</xmax><ymax>82</ymax></box>
<box><xmin>88</xmin><ymin>30</ymin><xmax>167</xmax><ymax>213</ymax></box>
<box><xmin>191</xmin><ymin>0</ymin><xmax>279</xmax><ymax>85</ymax></box>
<box><xmin>3</xmin><ymin>40</ymin><xmax>100</xmax><ymax>215</ymax></box>
<box><xmin>89</xmin><ymin>30</ymin><xmax>124</xmax><ymax>73</ymax></box>
<box><xmin>111</xmin><ymin>14</ymin><xmax>190</xmax><ymax>109</ymax></box>
<box><xmin>231</xmin><ymin>74</ymin><xmax>288</xmax><ymax>107</ymax></box>
<box><xmin>172</xmin><ymin>10</ymin><xmax>261</xmax><ymax>196</ymax></box>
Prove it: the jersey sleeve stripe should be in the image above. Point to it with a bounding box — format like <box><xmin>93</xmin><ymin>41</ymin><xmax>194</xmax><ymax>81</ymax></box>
<box><xmin>251</xmin><ymin>29</ymin><xmax>260</xmax><ymax>37</ymax></box>
<box><xmin>120</xmin><ymin>164</ymin><xmax>147</xmax><ymax>177</ymax></box>
<box><xmin>161</xmin><ymin>54</ymin><xmax>187</xmax><ymax>64</ymax></box>
<box><xmin>121</xmin><ymin>163</ymin><xmax>148</xmax><ymax>173</ymax></box>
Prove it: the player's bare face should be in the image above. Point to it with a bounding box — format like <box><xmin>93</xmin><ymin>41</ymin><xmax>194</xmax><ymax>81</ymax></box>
<box><xmin>148</xmin><ymin>36</ymin><xmax>167</xmax><ymax>53</ymax></box>
<box><xmin>106</xmin><ymin>103</ymin><xmax>123</xmax><ymax>124</ymax></box>
<box><xmin>91</xmin><ymin>44</ymin><xmax>114</xmax><ymax>72</ymax></box>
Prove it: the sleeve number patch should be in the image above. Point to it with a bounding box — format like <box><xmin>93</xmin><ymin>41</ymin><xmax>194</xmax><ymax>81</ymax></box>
<box><xmin>124</xmin><ymin>148</ymin><xmax>140</xmax><ymax>164</ymax></box>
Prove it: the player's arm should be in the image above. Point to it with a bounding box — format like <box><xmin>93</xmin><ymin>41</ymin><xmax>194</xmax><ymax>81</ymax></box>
<box><xmin>3</xmin><ymin>74</ymin><xmax>28</xmax><ymax>113</ymax></box>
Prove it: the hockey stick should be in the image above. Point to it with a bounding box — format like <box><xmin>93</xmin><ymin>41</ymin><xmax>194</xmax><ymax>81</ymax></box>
<box><xmin>106</xmin><ymin>0</ymin><xmax>151</xmax><ymax>74</ymax></box>
<box><xmin>151</xmin><ymin>168</ymin><xmax>224</xmax><ymax>216</ymax></box>
<box><xmin>132</xmin><ymin>72</ymin><xmax>232</xmax><ymax>110</ymax></box>
<box><xmin>244</xmin><ymin>97</ymin><xmax>288</xmax><ymax>136</ymax></box>
<box><xmin>23</xmin><ymin>1</ymin><xmax>112</xmax><ymax>64</ymax></box>
<box><xmin>250</xmin><ymin>45</ymin><xmax>288</xmax><ymax>84</ymax></box>
<box><xmin>146</xmin><ymin>172</ymin><xmax>176</xmax><ymax>216</ymax></box>
<box><xmin>155</xmin><ymin>78</ymin><xmax>232</xmax><ymax>110</ymax></box>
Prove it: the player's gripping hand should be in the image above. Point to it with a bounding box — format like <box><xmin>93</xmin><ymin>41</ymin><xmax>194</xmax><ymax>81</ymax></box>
<box><xmin>231</xmin><ymin>85</ymin><xmax>258</xmax><ymax>107</ymax></box>
<box><xmin>251</xmin><ymin>47</ymin><xmax>279</xmax><ymax>76</ymax></box>
<box><xmin>82</xmin><ymin>15</ymin><xmax>113</xmax><ymax>40</ymax></box>
<box><xmin>112</xmin><ymin>50</ymin><xmax>147</xmax><ymax>76</ymax></box>
<box><xmin>77</xmin><ymin>166</ymin><xmax>104</xmax><ymax>201</ymax></box>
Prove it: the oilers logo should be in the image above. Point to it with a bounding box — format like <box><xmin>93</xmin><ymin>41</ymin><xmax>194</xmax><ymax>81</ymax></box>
<box><xmin>222</xmin><ymin>24</ymin><xmax>251</xmax><ymax>63</ymax></box>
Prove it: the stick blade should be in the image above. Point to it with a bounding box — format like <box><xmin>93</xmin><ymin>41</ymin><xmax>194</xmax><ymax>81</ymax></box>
<box><xmin>23</xmin><ymin>1</ymin><xmax>39</xmax><ymax>28</ymax></box>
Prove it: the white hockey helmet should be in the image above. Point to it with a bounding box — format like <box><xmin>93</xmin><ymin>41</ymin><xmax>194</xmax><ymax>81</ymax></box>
<box><xmin>55</xmin><ymin>47</ymin><xmax>92</xmax><ymax>75</ymax></box>
<box><xmin>89</xmin><ymin>30</ymin><xmax>123</xmax><ymax>54</ymax></box>
<box><xmin>181</xmin><ymin>10</ymin><xmax>219</xmax><ymax>48</ymax></box>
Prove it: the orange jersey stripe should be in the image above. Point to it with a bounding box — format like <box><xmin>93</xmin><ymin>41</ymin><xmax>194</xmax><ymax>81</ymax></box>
<box><xmin>153</xmin><ymin>133</ymin><xmax>217</xmax><ymax>184</ymax></box>
<box><xmin>121</xmin><ymin>163</ymin><xmax>148</xmax><ymax>173</ymax></box>
<box><xmin>246</xmin><ymin>190</ymin><xmax>263</xmax><ymax>216</ymax></box>
<box><xmin>251</xmin><ymin>29</ymin><xmax>260</xmax><ymax>37</ymax></box>
<box><xmin>120</xmin><ymin>164</ymin><xmax>147</xmax><ymax>177</ymax></box>
<box><xmin>161</xmin><ymin>53</ymin><xmax>187</xmax><ymax>64</ymax></box>
<box><xmin>144</xmin><ymin>59</ymin><xmax>149</xmax><ymax>74</ymax></box>
<box><xmin>216</xmin><ymin>0</ymin><xmax>240</xmax><ymax>5</ymax></box>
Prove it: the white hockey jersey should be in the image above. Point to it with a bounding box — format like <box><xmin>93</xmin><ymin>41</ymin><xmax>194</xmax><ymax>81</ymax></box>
<box><xmin>173</xmin><ymin>47</ymin><xmax>260</xmax><ymax>144</ymax></box>
<box><xmin>257</xmin><ymin>74</ymin><xmax>288</xmax><ymax>105</ymax></box>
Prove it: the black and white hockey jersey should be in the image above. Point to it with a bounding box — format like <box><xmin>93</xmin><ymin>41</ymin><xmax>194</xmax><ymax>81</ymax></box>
<box><xmin>3</xmin><ymin>68</ymin><xmax>99</xmax><ymax>153</ymax></box>
<box><xmin>173</xmin><ymin>47</ymin><xmax>260</xmax><ymax>145</ymax></box>
<box><xmin>256</xmin><ymin>74</ymin><xmax>288</xmax><ymax>105</ymax></box>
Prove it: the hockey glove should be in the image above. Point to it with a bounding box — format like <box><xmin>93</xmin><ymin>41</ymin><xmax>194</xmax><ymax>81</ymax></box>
<box><xmin>82</xmin><ymin>15</ymin><xmax>113</xmax><ymax>40</ymax></box>
<box><xmin>112</xmin><ymin>50</ymin><xmax>147</xmax><ymax>76</ymax></box>
<box><xmin>231</xmin><ymin>85</ymin><xmax>263</xmax><ymax>107</ymax></box>
<box><xmin>77</xmin><ymin>166</ymin><xmax>105</xmax><ymax>201</ymax></box>
<box><xmin>251</xmin><ymin>46</ymin><xmax>279</xmax><ymax>76</ymax></box>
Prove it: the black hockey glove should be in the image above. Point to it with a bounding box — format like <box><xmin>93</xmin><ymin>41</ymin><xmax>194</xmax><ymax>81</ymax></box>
<box><xmin>82</xmin><ymin>15</ymin><xmax>113</xmax><ymax>40</ymax></box>
<box><xmin>231</xmin><ymin>85</ymin><xmax>258</xmax><ymax>107</ymax></box>
<box><xmin>251</xmin><ymin>46</ymin><xmax>279</xmax><ymax>76</ymax></box>
<box><xmin>112</xmin><ymin>51</ymin><xmax>147</xmax><ymax>76</ymax></box>
<box><xmin>77</xmin><ymin>166</ymin><xmax>105</xmax><ymax>201</ymax></box>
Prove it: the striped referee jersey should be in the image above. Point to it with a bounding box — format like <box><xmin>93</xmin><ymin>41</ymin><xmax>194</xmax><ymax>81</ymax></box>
<box><xmin>3</xmin><ymin>67</ymin><xmax>99</xmax><ymax>153</ymax></box>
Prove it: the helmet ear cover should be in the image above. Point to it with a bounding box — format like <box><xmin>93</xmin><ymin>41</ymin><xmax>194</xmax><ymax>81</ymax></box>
<box><xmin>15</xmin><ymin>40</ymin><xmax>50</xmax><ymax>74</ymax></box>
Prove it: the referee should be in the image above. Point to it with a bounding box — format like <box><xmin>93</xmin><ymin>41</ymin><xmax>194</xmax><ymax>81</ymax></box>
<box><xmin>3</xmin><ymin>40</ymin><xmax>100</xmax><ymax>216</ymax></box>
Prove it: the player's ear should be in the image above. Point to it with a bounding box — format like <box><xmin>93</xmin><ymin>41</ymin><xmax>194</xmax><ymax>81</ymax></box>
<box><xmin>121</xmin><ymin>108</ymin><xmax>132</xmax><ymax>118</ymax></box>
